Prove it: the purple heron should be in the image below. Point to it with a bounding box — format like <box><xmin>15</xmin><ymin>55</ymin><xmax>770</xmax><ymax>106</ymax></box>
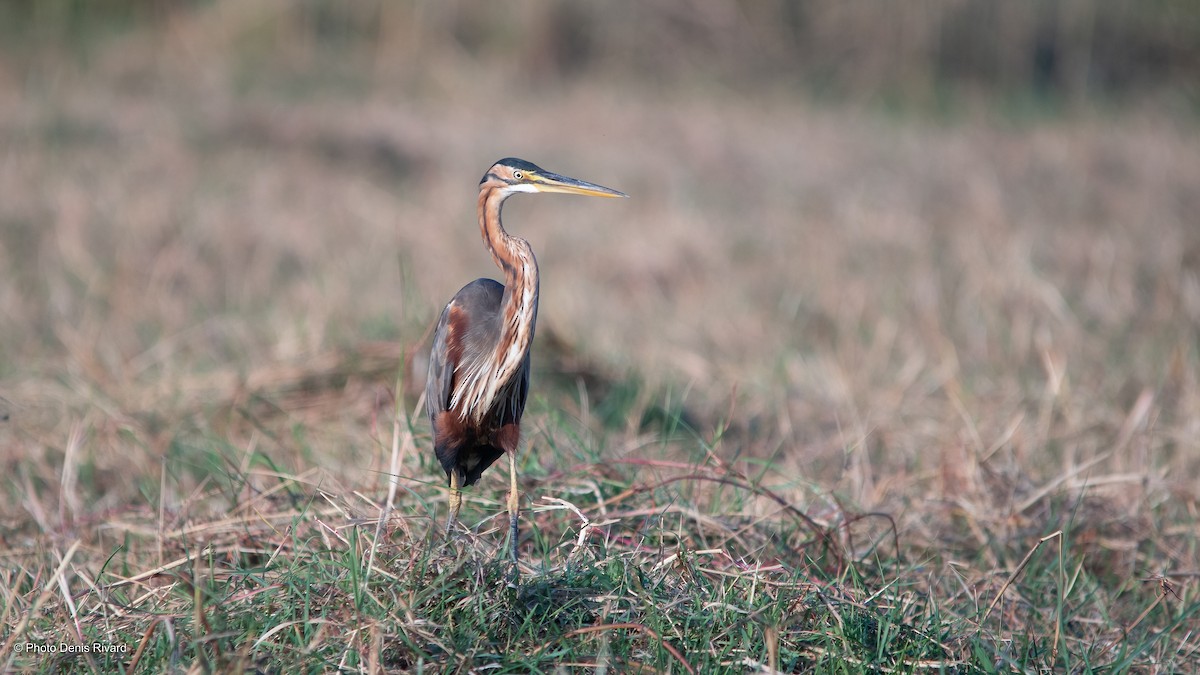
<box><xmin>426</xmin><ymin>158</ymin><xmax>626</xmax><ymax>562</ymax></box>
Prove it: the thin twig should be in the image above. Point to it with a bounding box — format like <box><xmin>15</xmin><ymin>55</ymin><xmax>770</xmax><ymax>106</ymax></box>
<box><xmin>981</xmin><ymin>530</ymin><xmax>1062</xmax><ymax>623</ymax></box>
<box><xmin>533</xmin><ymin>622</ymin><xmax>696</xmax><ymax>674</ymax></box>
<box><xmin>365</xmin><ymin>351</ymin><xmax>422</xmax><ymax>589</ymax></box>
<box><xmin>125</xmin><ymin>618</ymin><xmax>161</xmax><ymax>675</ymax></box>
<box><xmin>636</xmin><ymin>473</ymin><xmax>844</xmax><ymax>570</ymax></box>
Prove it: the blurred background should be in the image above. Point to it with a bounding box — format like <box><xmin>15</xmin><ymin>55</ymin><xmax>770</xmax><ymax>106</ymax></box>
<box><xmin>1</xmin><ymin>0</ymin><xmax>1198</xmax><ymax>512</ymax></box>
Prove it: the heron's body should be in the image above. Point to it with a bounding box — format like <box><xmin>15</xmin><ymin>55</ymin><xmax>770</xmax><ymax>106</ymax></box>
<box><xmin>426</xmin><ymin>158</ymin><xmax>625</xmax><ymax>563</ymax></box>
<box><xmin>427</xmin><ymin>277</ymin><xmax>531</xmax><ymax>488</ymax></box>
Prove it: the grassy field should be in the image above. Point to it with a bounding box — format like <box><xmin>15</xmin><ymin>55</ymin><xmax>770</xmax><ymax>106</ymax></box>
<box><xmin>3</xmin><ymin>3</ymin><xmax>1200</xmax><ymax>673</ymax></box>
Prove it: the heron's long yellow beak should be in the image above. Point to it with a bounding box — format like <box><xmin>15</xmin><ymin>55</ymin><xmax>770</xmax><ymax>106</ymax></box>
<box><xmin>530</xmin><ymin>171</ymin><xmax>628</xmax><ymax>198</ymax></box>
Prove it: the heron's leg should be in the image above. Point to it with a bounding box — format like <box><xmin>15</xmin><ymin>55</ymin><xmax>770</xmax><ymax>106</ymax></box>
<box><xmin>507</xmin><ymin>450</ymin><xmax>520</xmax><ymax>565</ymax></box>
<box><xmin>445</xmin><ymin>470</ymin><xmax>462</xmax><ymax>536</ymax></box>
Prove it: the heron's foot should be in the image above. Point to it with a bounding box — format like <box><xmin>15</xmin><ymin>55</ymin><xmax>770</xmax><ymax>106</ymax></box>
<box><xmin>504</xmin><ymin>504</ymin><xmax>523</xmax><ymax>587</ymax></box>
<box><xmin>440</xmin><ymin>525</ymin><xmax>460</xmax><ymax>561</ymax></box>
<box><xmin>506</xmin><ymin>451</ymin><xmax>521</xmax><ymax>581</ymax></box>
<box><xmin>509</xmin><ymin>510</ymin><xmax>520</xmax><ymax>562</ymax></box>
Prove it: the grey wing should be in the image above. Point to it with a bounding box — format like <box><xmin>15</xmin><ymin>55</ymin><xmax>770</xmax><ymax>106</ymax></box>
<box><xmin>426</xmin><ymin>278</ymin><xmax>506</xmax><ymax>423</ymax></box>
<box><xmin>425</xmin><ymin>301</ymin><xmax>455</xmax><ymax>424</ymax></box>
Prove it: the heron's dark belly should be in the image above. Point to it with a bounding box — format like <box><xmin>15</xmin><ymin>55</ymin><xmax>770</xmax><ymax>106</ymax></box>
<box><xmin>432</xmin><ymin>410</ymin><xmax>521</xmax><ymax>487</ymax></box>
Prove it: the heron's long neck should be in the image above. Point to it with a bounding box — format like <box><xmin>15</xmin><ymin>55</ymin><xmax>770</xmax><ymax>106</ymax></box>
<box><xmin>474</xmin><ymin>187</ymin><xmax>539</xmax><ymax>414</ymax></box>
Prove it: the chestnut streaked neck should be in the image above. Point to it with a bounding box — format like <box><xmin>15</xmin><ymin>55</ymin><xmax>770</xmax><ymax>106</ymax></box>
<box><xmin>478</xmin><ymin>185</ymin><xmax>536</xmax><ymax>279</ymax></box>
<box><xmin>463</xmin><ymin>184</ymin><xmax>539</xmax><ymax>423</ymax></box>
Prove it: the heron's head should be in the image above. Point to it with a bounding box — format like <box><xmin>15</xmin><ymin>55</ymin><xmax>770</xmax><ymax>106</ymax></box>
<box><xmin>481</xmin><ymin>158</ymin><xmax>628</xmax><ymax>199</ymax></box>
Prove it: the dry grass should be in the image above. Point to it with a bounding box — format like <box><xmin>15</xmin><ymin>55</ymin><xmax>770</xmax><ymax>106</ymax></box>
<box><xmin>2</xmin><ymin>2</ymin><xmax>1200</xmax><ymax>672</ymax></box>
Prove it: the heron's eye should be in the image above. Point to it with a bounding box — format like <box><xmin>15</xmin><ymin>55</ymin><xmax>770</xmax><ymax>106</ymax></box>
<box><xmin>512</xmin><ymin>170</ymin><xmax>524</xmax><ymax>181</ymax></box>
